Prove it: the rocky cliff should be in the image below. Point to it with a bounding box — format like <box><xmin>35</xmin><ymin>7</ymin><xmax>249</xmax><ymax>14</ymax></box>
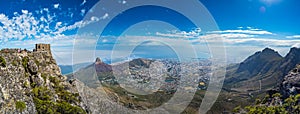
<box><xmin>0</xmin><ymin>49</ymin><xmax>87</xmax><ymax>114</ymax></box>
<box><xmin>273</xmin><ymin>64</ymin><xmax>300</xmax><ymax>98</ymax></box>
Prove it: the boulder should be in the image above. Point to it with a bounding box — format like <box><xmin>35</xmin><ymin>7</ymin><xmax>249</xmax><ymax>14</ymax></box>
<box><xmin>27</xmin><ymin>60</ymin><xmax>38</xmax><ymax>75</ymax></box>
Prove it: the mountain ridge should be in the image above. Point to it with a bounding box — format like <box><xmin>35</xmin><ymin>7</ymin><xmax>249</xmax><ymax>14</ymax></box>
<box><xmin>225</xmin><ymin>47</ymin><xmax>300</xmax><ymax>92</ymax></box>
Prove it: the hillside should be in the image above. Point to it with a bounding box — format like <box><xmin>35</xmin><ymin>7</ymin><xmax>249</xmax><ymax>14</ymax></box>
<box><xmin>204</xmin><ymin>47</ymin><xmax>300</xmax><ymax>113</ymax></box>
<box><xmin>0</xmin><ymin>47</ymin><xmax>87</xmax><ymax>113</ymax></box>
<box><xmin>68</xmin><ymin>58</ymin><xmax>213</xmax><ymax>113</ymax></box>
<box><xmin>225</xmin><ymin>47</ymin><xmax>300</xmax><ymax>92</ymax></box>
<box><xmin>234</xmin><ymin>64</ymin><xmax>300</xmax><ymax>113</ymax></box>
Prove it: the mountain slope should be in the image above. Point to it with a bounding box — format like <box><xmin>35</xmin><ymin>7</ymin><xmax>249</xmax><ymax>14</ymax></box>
<box><xmin>236</xmin><ymin>48</ymin><xmax>282</xmax><ymax>75</ymax></box>
<box><xmin>235</xmin><ymin>64</ymin><xmax>300</xmax><ymax>113</ymax></box>
<box><xmin>280</xmin><ymin>47</ymin><xmax>300</xmax><ymax>76</ymax></box>
<box><xmin>225</xmin><ymin>47</ymin><xmax>300</xmax><ymax>92</ymax></box>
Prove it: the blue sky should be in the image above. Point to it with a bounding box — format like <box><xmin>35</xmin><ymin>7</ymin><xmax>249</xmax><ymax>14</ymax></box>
<box><xmin>201</xmin><ymin>0</ymin><xmax>300</xmax><ymax>34</ymax></box>
<box><xmin>0</xmin><ymin>0</ymin><xmax>300</xmax><ymax>65</ymax></box>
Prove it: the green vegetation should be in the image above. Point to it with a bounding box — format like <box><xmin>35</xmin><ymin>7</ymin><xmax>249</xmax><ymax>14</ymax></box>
<box><xmin>34</xmin><ymin>59</ymin><xmax>40</xmax><ymax>66</ymax></box>
<box><xmin>41</xmin><ymin>73</ymin><xmax>47</xmax><ymax>82</ymax></box>
<box><xmin>272</xmin><ymin>93</ymin><xmax>281</xmax><ymax>98</ymax></box>
<box><xmin>49</xmin><ymin>76</ymin><xmax>60</xmax><ymax>85</ymax></box>
<box><xmin>31</xmin><ymin>76</ymin><xmax>86</xmax><ymax>114</ymax></box>
<box><xmin>101</xmin><ymin>83</ymin><xmax>175</xmax><ymax>110</ymax></box>
<box><xmin>30</xmin><ymin>82</ymin><xmax>37</xmax><ymax>87</ymax></box>
<box><xmin>232</xmin><ymin>106</ymin><xmax>241</xmax><ymax>113</ymax></box>
<box><xmin>25</xmin><ymin>73</ymin><xmax>29</xmax><ymax>78</ymax></box>
<box><xmin>15</xmin><ymin>101</ymin><xmax>26</xmax><ymax>112</ymax></box>
<box><xmin>236</xmin><ymin>93</ymin><xmax>300</xmax><ymax>114</ymax></box>
<box><xmin>23</xmin><ymin>81</ymin><xmax>29</xmax><ymax>88</ymax></box>
<box><xmin>12</xmin><ymin>60</ymin><xmax>18</xmax><ymax>66</ymax></box>
<box><xmin>22</xmin><ymin>57</ymin><xmax>29</xmax><ymax>70</ymax></box>
<box><xmin>33</xmin><ymin>95</ymin><xmax>85</xmax><ymax>114</ymax></box>
<box><xmin>0</xmin><ymin>56</ymin><xmax>6</xmax><ymax>67</ymax></box>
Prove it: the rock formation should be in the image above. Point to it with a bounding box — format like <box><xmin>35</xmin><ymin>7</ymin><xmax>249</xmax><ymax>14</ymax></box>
<box><xmin>0</xmin><ymin>46</ymin><xmax>87</xmax><ymax>114</ymax></box>
<box><xmin>278</xmin><ymin>64</ymin><xmax>300</xmax><ymax>98</ymax></box>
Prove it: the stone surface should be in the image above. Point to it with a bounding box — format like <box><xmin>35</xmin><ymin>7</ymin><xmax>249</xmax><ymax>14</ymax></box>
<box><xmin>279</xmin><ymin>64</ymin><xmax>300</xmax><ymax>98</ymax></box>
<box><xmin>0</xmin><ymin>48</ymin><xmax>86</xmax><ymax>114</ymax></box>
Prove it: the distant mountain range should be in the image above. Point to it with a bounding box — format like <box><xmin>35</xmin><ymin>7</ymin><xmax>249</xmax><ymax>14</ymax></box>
<box><xmin>60</xmin><ymin>47</ymin><xmax>300</xmax><ymax>113</ymax></box>
<box><xmin>225</xmin><ymin>47</ymin><xmax>300</xmax><ymax>92</ymax></box>
<box><xmin>66</xmin><ymin>58</ymin><xmax>157</xmax><ymax>88</ymax></box>
<box><xmin>209</xmin><ymin>47</ymin><xmax>300</xmax><ymax>113</ymax></box>
<box><xmin>62</xmin><ymin>47</ymin><xmax>300</xmax><ymax>93</ymax></box>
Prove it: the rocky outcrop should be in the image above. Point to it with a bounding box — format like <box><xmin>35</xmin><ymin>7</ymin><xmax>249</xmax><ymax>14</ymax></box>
<box><xmin>0</xmin><ymin>49</ymin><xmax>87</xmax><ymax>114</ymax></box>
<box><xmin>129</xmin><ymin>58</ymin><xmax>153</xmax><ymax>68</ymax></box>
<box><xmin>95</xmin><ymin>57</ymin><xmax>103</xmax><ymax>64</ymax></box>
<box><xmin>95</xmin><ymin>58</ymin><xmax>112</xmax><ymax>73</ymax></box>
<box><xmin>235</xmin><ymin>64</ymin><xmax>300</xmax><ymax>114</ymax></box>
<box><xmin>278</xmin><ymin>64</ymin><xmax>300</xmax><ymax>98</ymax></box>
<box><xmin>27</xmin><ymin>60</ymin><xmax>38</xmax><ymax>75</ymax></box>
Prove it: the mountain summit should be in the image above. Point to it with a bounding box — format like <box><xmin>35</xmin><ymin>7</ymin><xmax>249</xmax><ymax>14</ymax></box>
<box><xmin>95</xmin><ymin>57</ymin><xmax>103</xmax><ymax>64</ymax></box>
<box><xmin>236</xmin><ymin>47</ymin><xmax>283</xmax><ymax>75</ymax></box>
<box><xmin>280</xmin><ymin>47</ymin><xmax>300</xmax><ymax>74</ymax></box>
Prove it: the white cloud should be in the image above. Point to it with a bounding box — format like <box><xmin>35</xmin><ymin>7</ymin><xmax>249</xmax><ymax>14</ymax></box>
<box><xmin>209</xmin><ymin>29</ymin><xmax>273</xmax><ymax>35</ymax></box>
<box><xmin>155</xmin><ymin>27</ymin><xmax>300</xmax><ymax>48</ymax></box>
<box><xmin>81</xmin><ymin>9</ymin><xmax>86</xmax><ymax>16</ymax></box>
<box><xmin>54</xmin><ymin>4</ymin><xmax>60</xmax><ymax>9</ymax></box>
<box><xmin>195</xmin><ymin>33</ymin><xmax>300</xmax><ymax>48</ymax></box>
<box><xmin>66</xmin><ymin>30</ymin><xmax>300</xmax><ymax>64</ymax></box>
<box><xmin>292</xmin><ymin>43</ymin><xmax>300</xmax><ymax>48</ymax></box>
<box><xmin>152</xmin><ymin>27</ymin><xmax>300</xmax><ymax>48</ymax></box>
<box><xmin>55</xmin><ymin>22</ymin><xmax>62</xmax><ymax>29</ymax></box>
<box><xmin>0</xmin><ymin>14</ymin><xmax>6</xmax><ymax>20</ymax></box>
<box><xmin>101</xmin><ymin>13</ymin><xmax>109</xmax><ymax>19</ymax></box>
<box><xmin>156</xmin><ymin>28</ymin><xmax>201</xmax><ymax>38</ymax></box>
<box><xmin>286</xmin><ymin>35</ymin><xmax>300</xmax><ymax>39</ymax></box>
<box><xmin>55</xmin><ymin>17</ymin><xmax>100</xmax><ymax>34</ymax></box>
<box><xmin>0</xmin><ymin>9</ymin><xmax>102</xmax><ymax>44</ymax></box>
<box><xmin>91</xmin><ymin>16</ymin><xmax>99</xmax><ymax>21</ymax></box>
<box><xmin>102</xmin><ymin>39</ymin><xmax>108</xmax><ymax>43</ymax></box>
<box><xmin>80</xmin><ymin>0</ymin><xmax>87</xmax><ymax>6</ymax></box>
<box><xmin>21</xmin><ymin>10</ymin><xmax>28</xmax><ymax>14</ymax></box>
<box><xmin>43</xmin><ymin>8</ymin><xmax>49</xmax><ymax>12</ymax></box>
<box><xmin>200</xmin><ymin>33</ymin><xmax>254</xmax><ymax>39</ymax></box>
<box><xmin>0</xmin><ymin>11</ymin><xmax>39</xmax><ymax>41</ymax></box>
